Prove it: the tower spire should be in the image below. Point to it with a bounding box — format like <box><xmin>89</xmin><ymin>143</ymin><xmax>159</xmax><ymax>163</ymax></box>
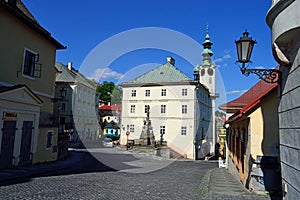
<box><xmin>202</xmin><ymin>25</ymin><xmax>213</xmax><ymax>54</ymax></box>
<box><xmin>206</xmin><ymin>24</ymin><xmax>209</xmax><ymax>35</ymax></box>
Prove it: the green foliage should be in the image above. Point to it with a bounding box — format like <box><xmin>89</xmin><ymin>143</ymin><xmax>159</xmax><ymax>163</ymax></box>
<box><xmin>215</xmin><ymin>110</ymin><xmax>226</xmax><ymax>117</ymax></box>
<box><xmin>97</xmin><ymin>81</ymin><xmax>122</xmax><ymax>105</ymax></box>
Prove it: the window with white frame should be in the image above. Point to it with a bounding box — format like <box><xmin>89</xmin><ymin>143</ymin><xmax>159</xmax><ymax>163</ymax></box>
<box><xmin>145</xmin><ymin>105</ymin><xmax>150</xmax><ymax>113</ymax></box>
<box><xmin>23</xmin><ymin>49</ymin><xmax>40</xmax><ymax>78</ymax></box>
<box><xmin>182</xmin><ymin>88</ymin><xmax>187</xmax><ymax>96</ymax></box>
<box><xmin>129</xmin><ymin>124</ymin><xmax>135</xmax><ymax>133</ymax></box>
<box><xmin>160</xmin><ymin>125</ymin><xmax>165</xmax><ymax>135</ymax></box>
<box><xmin>161</xmin><ymin>89</ymin><xmax>166</xmax><ymax>96</ymax></box>
<box><xmin>131</xmin><ymin>90</ymin><xmax>136</xmax><ymax>97</ymax></box>
<box><xmin>181</xmin><ymin>126</ymin><xmax>187</xmax><ymax>135</ymax></box>
<box><xmin>161</xmin><ymin>105</ymin><xmax>166</xmax><ymax>113</ymax></box>
<box><xmin>130</xmin><ymin>105</ymin><xmax>136</xmax><ymax>113</ymax></box>
<box><xmin>145</xmin><ymin>89</ymin><xmax>150</xmax><ymax>97</ymax></box>
<box><xmin>182</xmin><ymin>105</ymin><xmax>187</xmax><ymax>114</ymax></box>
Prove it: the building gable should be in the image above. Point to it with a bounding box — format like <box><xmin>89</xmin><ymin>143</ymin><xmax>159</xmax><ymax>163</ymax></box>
<box><xmin>0</xmin><ymin>84</ymin><xmax>43</xmax><ymax>106</ymax></box>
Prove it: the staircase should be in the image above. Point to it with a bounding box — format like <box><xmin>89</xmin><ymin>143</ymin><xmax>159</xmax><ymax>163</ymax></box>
<box><xmin>169</xmin><ymin>148</ymin><xmax>185</xmax><ymax>159</ymax></box>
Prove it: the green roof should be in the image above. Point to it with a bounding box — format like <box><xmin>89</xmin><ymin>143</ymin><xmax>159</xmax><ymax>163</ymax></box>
<box><xmin>121</xmin><ymin>61</ymin><xmax>193</xmax><ymax>85</ymax></box>
<box><xmin>55</xmin><ymin>62</ymin><xmax>95</xmax><ymax>88</ymax></box>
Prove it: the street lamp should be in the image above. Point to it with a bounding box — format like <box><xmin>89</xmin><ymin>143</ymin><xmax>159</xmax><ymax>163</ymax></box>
<box><xmin>235</xmin><ymin>30</ymin><xmax>281</xmax><ymax>84</ymax></box>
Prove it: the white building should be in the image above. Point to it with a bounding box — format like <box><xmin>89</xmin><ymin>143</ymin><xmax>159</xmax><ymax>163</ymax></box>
<box><xmin>120</xmin><ymin>57</ymin><xmax>212</xmax><ymax>159</ymax></box>
<box><xmin>55</xmin><ymin>62</ymin><xmax>100</xmax><ymax>142</ymax></box>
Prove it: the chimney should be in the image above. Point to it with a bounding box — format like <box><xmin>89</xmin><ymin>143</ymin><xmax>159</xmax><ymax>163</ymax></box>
<box><xmin>67</xmin><ymin>62</ymin><xmax>72</xmax><ymax>70</ymax></box>
<box><xmin>166</xmin><ymin>56</ymin><xmax>175</xmax><ymax>65</ymax></box>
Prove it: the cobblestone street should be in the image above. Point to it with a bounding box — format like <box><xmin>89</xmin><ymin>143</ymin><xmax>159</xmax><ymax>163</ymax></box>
<box><xmin>0</xmin><ymin>148</ymin><xmax>270</xmax><ymax>200</ymax></box>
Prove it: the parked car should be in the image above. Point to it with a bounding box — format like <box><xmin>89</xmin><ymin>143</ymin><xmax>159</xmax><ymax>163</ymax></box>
<box><xmin>102</xmin><ymin>138</ymin><xmax>114</xmax><ymax>148</ymax></box>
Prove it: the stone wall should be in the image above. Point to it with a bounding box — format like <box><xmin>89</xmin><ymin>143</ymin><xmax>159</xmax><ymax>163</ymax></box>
<box><xmin>279</xmin><ymin>48</ymin><xmax>300</xmax><ymax>199</ymax></box>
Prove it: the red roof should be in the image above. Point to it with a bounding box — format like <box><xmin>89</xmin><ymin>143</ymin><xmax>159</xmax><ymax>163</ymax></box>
<box><xmin>225</xmin><ymin>80</ymin><xmax>278</xmax><ymax>123</ymax></box>
<box><xmin>99</xmin><ymin>104</ymin><xmax>121</xmax><ymax>111</ymax></box>
<box><xmin>220</xmin><ymin>70</ymin><xmax>279</xmax><ymax>113</ymax></box>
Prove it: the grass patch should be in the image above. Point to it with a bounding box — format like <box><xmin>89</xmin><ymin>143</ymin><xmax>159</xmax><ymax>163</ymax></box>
<box><xmin>192</xmin><ymin>169</ymin><xmax>211</xmax><ymax>198</ymax></box>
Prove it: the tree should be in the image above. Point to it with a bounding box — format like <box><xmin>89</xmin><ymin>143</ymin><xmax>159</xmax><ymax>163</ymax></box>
<box><xmin>97</xmin><ymin>81</ymin><xmax>122</xmax><ymax>105</ymax></box>
<box><xmin>215</xmin><ymin>110</ymin><xmax>226</xmax><ymax>117</ymax></box>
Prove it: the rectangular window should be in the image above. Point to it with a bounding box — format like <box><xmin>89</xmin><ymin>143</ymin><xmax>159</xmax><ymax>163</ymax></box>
<box><xmin>61</xmin><ymin>102</ymin><xmax>66</xmax><ymax>111</ymax></box>
<box><xmin>182</xmin><ymin>105</ymin><xmax>187</xmax><ymax>114</ymax></box>
<box><xmin>131</xmin><ymin>90</ymin><xmax>136</xmax><ymax>97</ymax></box>
<box><xmin>161</xmin><ymin>89</ymin><xmax>166</xmax><ymax>96</ymax></box>
<box><xmin>46</xmin><ymin>131</ymin><xmax>53</xmax><ymax>148</ymax></box>
<box><xmin>160</xmin><ymin>125</ymin><xmax>165</xmax><ymax>135</ymax></box>
<box><xmin>129</xmin><ymin>124</ymin><xmax>135</xmax><ymax>133</ymax></box>
<box><xmin>145</xmin><ymin>90</ymin><xmax>150</xmax><ymax>97</ymax></box>
<box><xmin>23</xmin><ymin>49</ymin><xmax>40</xmax><ymax>78</ymax></box>
<box><xmin>161</xmin><ymin>105</ymin><xmax>166</xmax><ymax>113</ymax></box>
<box><xmin>130</xmin><ymin>105</ymin><xmax>135</xmax><ymax>113</ymax></box>
<box><xmin>181</xmin><ymin>126</ymin><xmax>187</xmax><ymax>135</ymax></box>
<box><xmin>145</xmin><ymin>105</ymin><xmax>150</xmax><ymax>113</ymax></box>
<box><xmin>182</xmin><ymin>88</ymin><xmax>187</xmax><ymax>96</ymax></box>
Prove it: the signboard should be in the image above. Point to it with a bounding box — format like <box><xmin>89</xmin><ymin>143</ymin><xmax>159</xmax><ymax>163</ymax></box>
<box><xmin>126</xmin><ymin>131</ymin><xmax>130</xmax><ymax>136</ymax></box>
<box><xmin>3</xmin><ymin>112</ymin><xmax>18</xmax><ymax>121</ymax></box>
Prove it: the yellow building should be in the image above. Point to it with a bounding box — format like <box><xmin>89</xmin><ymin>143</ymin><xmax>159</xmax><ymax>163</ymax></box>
<box><xmin>0</xmin><ymin>0</ymin><xmax>65</xmax><ymax>168</ymax></box>
<box><xmin>220</xmin><ymin>79</ymin><xmax>281</xmax><ymax>194</ymax></box>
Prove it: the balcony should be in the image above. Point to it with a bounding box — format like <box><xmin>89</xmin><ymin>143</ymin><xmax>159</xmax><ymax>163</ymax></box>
<box><xmin>266</xmin><ymin>0</ymin><xmax>300</xmax><ymax>61</ymax></box>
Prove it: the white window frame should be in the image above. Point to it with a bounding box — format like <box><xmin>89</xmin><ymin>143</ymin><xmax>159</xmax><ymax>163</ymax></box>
<box><xmin>145</xmin><ymin>89</ymin><xmax>150</xmax><ymax>97</ymax></box>
<box><xmin>160</xmin><ymin>125</ymin><xmax>166</xmax><ymax>135</ymax></box>
<box><xmin>144</xmin><ymin>105</ymin><xmax>150</xmax><ymax>113</ymax></box>
<box><xmin>130</xmin><ymin>105</ymin><xmax>136</xmax><ymax>113</ymax></box>
<box><xmin>182</xmin><ymin>88</ymin><xmax>188</xmax><ymax>96</ymax></box>
<box><xmin>131</xmin><ymin>90</ymin><xmax>136</xmax><ymax>97</ymax></box>
<box><xmin>22</xmin><ymin>48</ymin><xmax>39</xmax><ymax>79</ymax></box>
<box><xmin>129</xmin><ymin>124</ymin><xmax>135</xmax><ymax>133</ymax></box>
<box><xmin>161</xmin><ymin>105</ymin><xmax>166</xmax><ymax>113</ymax></box>
<box><xmin>181</xmin><ymin>126</ymin><xmax>187</xmax><ymax>135</ymax></box>
<box><xmin>161</xmin><ymin>89</ymin><xmax>166</xmax><ymax>96</ymax></box>
<box><xmin>182</xmin><ymin>105</ymin><xmax>187</xmax><ymax>114</ymax></box>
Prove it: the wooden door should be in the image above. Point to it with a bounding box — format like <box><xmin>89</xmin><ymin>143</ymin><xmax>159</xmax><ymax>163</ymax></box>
<box><xmin>0</xmin><ymin>121</ymin><xmax>16</xmax><ymax>169</ymax></box>
<box><xmin>19</xmin><ymin>121</ymin><xmax>33</xmax><ymax>166</ymax></box>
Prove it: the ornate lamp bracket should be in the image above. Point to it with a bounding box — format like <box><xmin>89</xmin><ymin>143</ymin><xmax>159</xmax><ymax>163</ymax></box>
<box><xmin>241</xmin><ymin>67</ymin><xmax>281</xmax><ymax>84</ymax></box>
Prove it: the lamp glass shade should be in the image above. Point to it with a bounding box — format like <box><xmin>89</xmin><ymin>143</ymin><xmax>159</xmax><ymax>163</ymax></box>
<box><xmin>235</xmin><ymin>31</ymin><xmax>256</xmax><ymax>63</ymax></box>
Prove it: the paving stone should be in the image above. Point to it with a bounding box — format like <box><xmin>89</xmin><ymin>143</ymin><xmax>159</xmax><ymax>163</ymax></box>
<box><xmin>0</xmin><ymin>148</ymin><xmax>272</xmax><ymax>200</ymax></box>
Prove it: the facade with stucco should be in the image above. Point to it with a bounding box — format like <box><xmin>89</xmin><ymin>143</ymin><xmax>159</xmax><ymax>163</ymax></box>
<box><xmin>221</xmin><ymin>80</ymin><xmax>281</xmax><ymax>194</ymax></box>
<box><xmin>55</xmin><ymin>62</ymin><xmax>100</xmax><ymax>143</ymax></box>
<box><xmin>120</xmin><ymin>57</ymin><xmax>212</xmax><ymax>159</ymax></box>
<box><xmin>0</xmin><ymin>0</ymin><xmax>65</xmax><ymax>167</ymax></box>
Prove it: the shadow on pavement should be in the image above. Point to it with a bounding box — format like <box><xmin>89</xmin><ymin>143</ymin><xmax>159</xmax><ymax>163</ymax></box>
<box><xmin>0</xmin><ymin>149</ymin><xmax>141</xmax><ymax>187</ymax></box>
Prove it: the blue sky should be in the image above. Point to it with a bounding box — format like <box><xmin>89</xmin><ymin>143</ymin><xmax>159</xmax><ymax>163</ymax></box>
<box><xmin>23</xmin><ymin>0</ymin><xmax>277</xmax><ymax>106</ymax></box>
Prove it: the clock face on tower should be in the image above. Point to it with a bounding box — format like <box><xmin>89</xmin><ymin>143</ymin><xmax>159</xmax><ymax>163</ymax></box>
<box><xmin>201</xmin><ymin>69</ymin><xmax>205</xmax><ymax>76</ymax></box>
<box><xmin>207</xmin><ymin>68</ymin><xmax>214</xmax><ymax>76</ymax></box>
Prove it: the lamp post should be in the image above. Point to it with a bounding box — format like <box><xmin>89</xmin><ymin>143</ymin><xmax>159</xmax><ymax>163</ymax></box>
<box><xmin>235</xmin><ymin>30</ymin><xmax>281</xmax><ymax>84</ymax></box>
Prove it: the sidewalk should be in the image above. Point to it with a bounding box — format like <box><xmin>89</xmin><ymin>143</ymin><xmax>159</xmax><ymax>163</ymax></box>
<box><xmin>0</xmin><ymin>150</ymin><xmax>84</xmax><ymax>186</ymax></box>
<box><xmin>205</xmin><ymin>168</ymin><xmax>271</xmax><ymax>200</ymax></box>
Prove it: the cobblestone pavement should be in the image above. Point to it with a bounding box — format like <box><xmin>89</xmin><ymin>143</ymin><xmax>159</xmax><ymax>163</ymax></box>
<box><xmin>0</xmin><ymin>148</ymin><xmax>271</xmax><ymax>200</ymax></box>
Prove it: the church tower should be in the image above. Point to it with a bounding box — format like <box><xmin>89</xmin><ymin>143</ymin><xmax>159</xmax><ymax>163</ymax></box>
<box><xmin>194</xmin><ymin>26</ymin><xmax>218</xmax><ymax>155</ymax></box>
<box><xmin>196</xmin><ymin>26</ymin><xmax>216</xmax><ymax>95</ymax></box>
